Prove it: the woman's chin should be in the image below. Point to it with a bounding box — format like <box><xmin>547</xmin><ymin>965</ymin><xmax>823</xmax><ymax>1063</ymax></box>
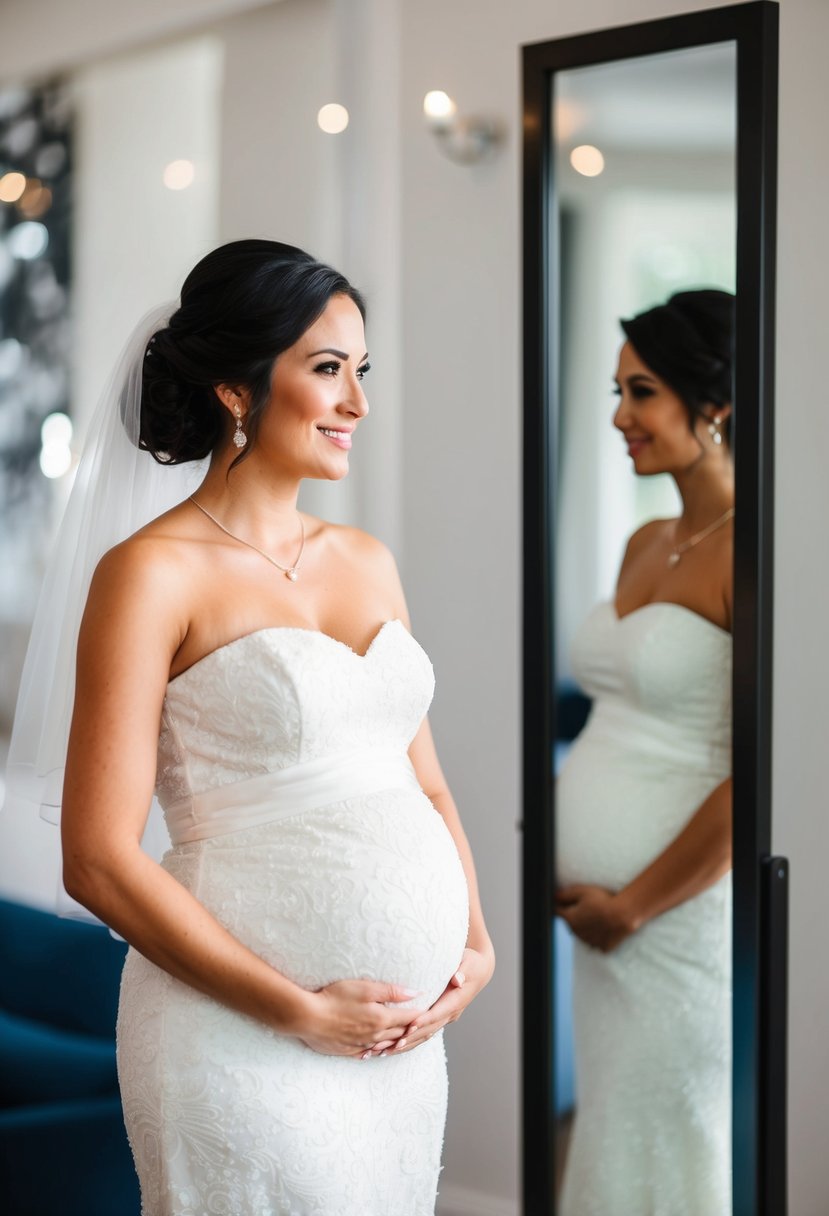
<box><xmin>630</xmin><ymin>455</ymin><xmax>667</xmax><ymax>477</ymax></box>
<box><xmin>307</xmin><ymin>461</ymin><xmax>350</xmax><ymax>483</ymax></box>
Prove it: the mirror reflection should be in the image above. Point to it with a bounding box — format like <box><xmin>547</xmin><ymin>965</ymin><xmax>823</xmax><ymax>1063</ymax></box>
<box><xmin>550</xmin><ymin>43</ymin><xmax>737</xmax><ymax>1214</ymax></box>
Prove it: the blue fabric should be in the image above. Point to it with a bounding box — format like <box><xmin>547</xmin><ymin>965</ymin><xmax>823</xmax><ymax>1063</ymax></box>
<box><xmin>0</xmin><ymin>899</ymin><xmax>138</xmax><ymax>1214</ymax></box>
<box><xmin>553</xmin><ymin>721</ymin><xmax>581</xmax><ymax>1117</ymax></box>
<box><xmin>553</xmin><ymin>918</ymin><xmax>576</xmax><ymax>1114</ymax></box>
<box><xmin>0</xmin><ymin>1095</ymin><xmax>140</xmax><ymax>1216</ymax></box>
<box><xmin>0</xmin><ymin>898</ymin><xmax>127</xmax><ymax>1038</ymax></box>
<box><xmin>0</xmin><ymin>1008</ymin><xmax>117</xmax><ymax>1107</ymax></box>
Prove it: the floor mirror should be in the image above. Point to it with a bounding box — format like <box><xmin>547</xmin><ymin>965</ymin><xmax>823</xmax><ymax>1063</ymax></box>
<box><xmin>521</xmin><ymin>4</ymin><xmax>783</xmax><ymax>1214</ymax></box>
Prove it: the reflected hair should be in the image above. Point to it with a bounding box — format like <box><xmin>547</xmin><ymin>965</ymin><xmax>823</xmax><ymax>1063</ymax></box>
<box><xmin>138</xmin><ymin>239</ymin><xmax>366</xmax><ymax>470</ymax></box>
<box><xmin>620</xmin><ymin>289</ymin><xmax>735</xmax><ymax>445</ymax></box>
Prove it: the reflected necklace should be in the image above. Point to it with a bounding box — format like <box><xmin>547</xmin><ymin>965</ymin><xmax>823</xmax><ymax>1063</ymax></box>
<box><xmin>667</xmin><ymin>506</ymin><xmax>735</xmax><ymax>568</ymax></box>
<box><xmin>189</xmin><ymin>496</ymin><xmax>306</xmax><ymax>582</ymax></box>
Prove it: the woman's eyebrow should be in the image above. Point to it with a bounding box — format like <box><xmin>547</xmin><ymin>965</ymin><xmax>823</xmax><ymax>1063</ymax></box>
<box><xmin>307</xmin><ymin>347</ymin><xmax>370</xmax><ymax>361</ymax></box>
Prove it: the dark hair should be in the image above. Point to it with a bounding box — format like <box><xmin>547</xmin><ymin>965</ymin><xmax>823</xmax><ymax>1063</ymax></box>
<box><xmin>139</xmin><ymin>239</ymin><xmax>366</xmax><ymax>468</ymax></box>
<box><xmin>620</xmin><ymin>288</ymin><xmax>735</xmax><ymax>445</ymax></box>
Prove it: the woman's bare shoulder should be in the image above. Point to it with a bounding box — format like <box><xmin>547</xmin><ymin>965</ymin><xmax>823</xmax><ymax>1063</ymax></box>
<box><xmin>314</xmin><ymin>520</ymin><xmax>406</xmax><ymax>616</ymax></box>
<box><xmin>619</xmin><ymin>516</ymin><xmax>673</xmax><ymax>564</ymax></box>
<box><xmin>315</xmin><ymin>518</ymin><xmax>397</xmax><ymax>568</ymax></box>
<box><xmin>627</xmin><ymin>516</ymin><xmax>675</xmax><ymax>547</ymax></box>
<box><xmin>88</xmin><ymin>503</ymin><xmax>208</xmax><ymax>639</ymax></box>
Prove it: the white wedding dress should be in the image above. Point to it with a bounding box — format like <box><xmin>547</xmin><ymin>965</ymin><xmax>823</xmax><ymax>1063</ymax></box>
<box><xmin>115</xmin><ymin>618</ymin><xmax>470</xmax><ymax>1216</ymax></box>
<box><xmin>556</xmin><ymin>601</ymin><xmax>732</xmax><ymax>1216</ymax></box>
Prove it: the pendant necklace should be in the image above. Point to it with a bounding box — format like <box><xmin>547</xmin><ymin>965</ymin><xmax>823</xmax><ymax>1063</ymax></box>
<box><xmin>667</xmin><ymin>506</ymin><xmax>734</xmax><ymax>568</ymax></box>
<box><xmin>189</xmin><ymin>496</ymin><xmax>305</xmax><ymax>582</ymax></box>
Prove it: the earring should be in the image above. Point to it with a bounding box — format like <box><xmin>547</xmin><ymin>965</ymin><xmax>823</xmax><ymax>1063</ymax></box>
<box><xmin>708</xmin><ymin>415</ymin><xmax>724</xmax><ymax>446</ymax></box>
<box><xmin>232</xmin><ymin>401</ymin><xmax>247</xmax><ymax>449</ymax></box>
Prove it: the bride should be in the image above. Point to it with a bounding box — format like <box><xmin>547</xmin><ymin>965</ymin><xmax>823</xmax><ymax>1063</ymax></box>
<box><xmin>555</xmin><ymin>290</ymin><xmax>735</xmax><ymax>1215</ymax></box>
<box><xmin>10</xmin><ymin>239</ymin><xmax>495</xmax><ymax>1215</ymax></box>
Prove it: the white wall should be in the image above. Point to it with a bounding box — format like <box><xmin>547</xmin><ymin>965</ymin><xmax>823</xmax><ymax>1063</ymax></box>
<box><xmin>71</xmin><ymin>35</ymin><xmax>223</xmax><ymax>438</ymax></box>
<box><xmin>771</xmin><ymin>4</ymin><xmax>829</xmax><ymax>1215</ymax></box>
<box><xmin>1</xmin><ymin>0</ymin><xmax>827</xmax><ymax>1213</ymax></box>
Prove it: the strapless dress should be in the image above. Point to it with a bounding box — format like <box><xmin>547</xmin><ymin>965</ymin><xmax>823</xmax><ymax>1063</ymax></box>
<box><xmin>116</xmin><ymin>619</ymin><xmax>470</xmax><ymax>1216</ymax></box>
<box><xmin>556</xmin><ymin>600</ymin><xmax>732</xmax><ymax>1216</ymax></box>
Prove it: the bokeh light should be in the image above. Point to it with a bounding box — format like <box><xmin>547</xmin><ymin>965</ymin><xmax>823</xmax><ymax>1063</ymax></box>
<box><xmin>423</xmin><ymin>90</ymin><xmax>457</xmax><ymax>124</ymax></box>
<box><xmin>163</xmin><ymin>159</ymin><xmax>195</xmax><ymax>190</ymax></box>
<box><xmin>317</xmin><ymin>103</ymin><xmax>349</xmax><ymax>135</ymax></box>
<box><xmin>0</xmin><ymin>171</ymin><xmax>26</xmax><ymax>202</ymax></box>
<box><xmin>39</xmin><ymin>412</ymin><xmax>73</xmax><ymax>478</ymax></box>
<box><xmin>41</xmin><ymin>411</ymin><xmax>73</xmax><ymax>446</ymax></box>
<box><xmin>7</xmin><ymin>221</ymin><xmax>49</xmax><ymax>259</ymax></box>
<box><xmin>570</xmin><ymin>145</ymin><xmax>605</xmax><ymax>177</ymax></box>
<box><xmin>39</xmin><ymin>443</ymin><xmax>72</xmax><ymax>479</ymax></box>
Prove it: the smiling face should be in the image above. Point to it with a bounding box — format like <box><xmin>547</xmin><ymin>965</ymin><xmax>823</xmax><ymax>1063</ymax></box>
<box><xmin>222</xmin><ymin>292</ymin><xmax>370</xmax><ymax>481</ymax></box>
<box><xmin>612</xmin><ymin>340</ymin><xmax>726</xmax><ymax>475</ymax></box>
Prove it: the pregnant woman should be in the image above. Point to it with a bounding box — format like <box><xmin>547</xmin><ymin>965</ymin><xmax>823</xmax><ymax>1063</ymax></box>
<box><xmin>555</xmin><ymin>290</ymin><xmax>734</xmax><ymax>1215</ymax></box>
<box><xmin>8</xmin><ymin>240</ymin><xmax>494</xmax><ymax>1215</ymax></box>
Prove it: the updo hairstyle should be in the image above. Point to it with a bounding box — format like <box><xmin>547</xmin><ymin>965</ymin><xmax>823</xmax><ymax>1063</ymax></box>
<box><xmin>620</xmin><ymin>289</ymin><xmax>735</xmax><ymax>447</ymax></box>
<box><xmin>139</xmin><ymin>239</ymin><xmax>366</xmax><ymax>468</ymax></box>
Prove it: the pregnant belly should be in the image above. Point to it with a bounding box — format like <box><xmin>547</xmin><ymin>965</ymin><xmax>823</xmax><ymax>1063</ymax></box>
<box><xmin>556</xmin><ymin>731</ymin><xmax>728</xmax><ymax>890</ymax></box>
<box><xmin>162</xmin><ymin>785</ymin><xmax>470</xmax><ymax>1012</ymax></box>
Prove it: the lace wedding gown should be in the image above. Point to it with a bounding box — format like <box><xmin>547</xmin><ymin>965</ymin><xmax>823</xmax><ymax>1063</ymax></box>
<box><xmin>555</xmin><ymin>601</ymin><xmax>732</xmax><ymax>1216</ymax></box>
<box><xmin>116</xmin><ymin>618</ymin><xmax>470</xmax><ymax>1216</ymax></box>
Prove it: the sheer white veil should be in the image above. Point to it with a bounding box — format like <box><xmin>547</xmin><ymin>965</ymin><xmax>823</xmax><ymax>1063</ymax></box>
<box><xmin>3</xmin><ymin>298</ymin><xmax>210</xmax><ymax>920</ymax></box>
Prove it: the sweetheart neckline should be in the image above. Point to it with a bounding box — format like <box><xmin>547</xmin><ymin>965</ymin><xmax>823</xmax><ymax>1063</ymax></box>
<box><xmin>167</xmin><ymin>618</ymin><xmax>404</xmax><ymax>687</ymax></box>
<box><xmin>608</xmin><ymin>599</ymin><xmax>732</xmax><ymax>638</ymax></box>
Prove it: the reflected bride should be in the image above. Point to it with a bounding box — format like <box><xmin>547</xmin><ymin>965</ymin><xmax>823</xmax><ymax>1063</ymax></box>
<box><xmin>554</xmin><ymin>290</ymin><xmax>735</xmax><ymax>1215</ymax></box>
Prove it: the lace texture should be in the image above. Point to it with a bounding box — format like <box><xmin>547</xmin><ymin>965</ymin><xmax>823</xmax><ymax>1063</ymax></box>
<box><xmin>116</xmin><ymin>620</ymin><xmax>470</xmax><ymax>1216</ymax></box>
<box><xmin>557</xmin><ymin>601</ymin><xmax>732</xmax><ymax>1216</ymax></box>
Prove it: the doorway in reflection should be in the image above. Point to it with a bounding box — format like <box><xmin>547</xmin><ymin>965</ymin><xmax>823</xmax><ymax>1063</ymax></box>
<box><xmin>550</xmin><ymin>41</ymin><xmax>736</xmax><ymax>1214</ymax></box>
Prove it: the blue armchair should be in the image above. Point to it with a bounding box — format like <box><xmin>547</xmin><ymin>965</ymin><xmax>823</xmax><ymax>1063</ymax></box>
<box><xmin>0</xmin><ymin>898</ymin><xmax>140</xmax><ymax>1216</ymax></box>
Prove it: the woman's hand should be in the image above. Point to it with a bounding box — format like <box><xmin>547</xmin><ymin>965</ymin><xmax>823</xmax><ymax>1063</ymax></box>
<box><xmin>555</xmin><ymin>883</ymin><xmax>635</xmax><ymax>953</ymax></box>
<box><xmin>298</xmin><ymin>979</ymin><xmax>429</xmax><ymax>1058</ymax></box>
<box><xmin>366</xmin><ymin>945</ymin><xmax>496</xmax><ymax>1057</ymax></box>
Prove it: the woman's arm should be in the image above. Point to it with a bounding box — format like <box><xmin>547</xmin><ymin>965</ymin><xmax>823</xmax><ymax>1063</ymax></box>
<box><xmin>556</xmin><ymin>777</ymin><xmax>732</xmax><ymax>951</ymax></box>
<box><xmin>407</xmin><ymin>714</ymin><xmax>495</xmax><ymax>965</ymax></box>
<box><xmin>352</xmin><ymin>534</ymin><xmax>494</xmax><ymax>1054</ymax></box>
<box><xmin>62</xmin><ymin>539</ymin><xmax>424</xmax><ymax>1053</ymax></box>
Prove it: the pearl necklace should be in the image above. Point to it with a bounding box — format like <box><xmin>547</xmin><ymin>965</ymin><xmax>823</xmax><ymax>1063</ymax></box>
<box><xmin>189</xmin><ymin>496</ymin><xmax>306</xmax><ymax>582</ymax></box>
<box><xmin>667</xmin><ymin>506</ymin><xmax>735</xmax><ymax>568</ymax></box>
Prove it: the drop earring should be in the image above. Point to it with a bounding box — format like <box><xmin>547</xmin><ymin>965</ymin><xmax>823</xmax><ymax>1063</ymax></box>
<box><xmin>708</xmin><ymin>415</ymin><xmax>724</xmax><ymax>446</ymax></box>
<box><xmin>232</xmin><ymin>401</ymin><xmax>247</xmax><ymax>449</ymax></box>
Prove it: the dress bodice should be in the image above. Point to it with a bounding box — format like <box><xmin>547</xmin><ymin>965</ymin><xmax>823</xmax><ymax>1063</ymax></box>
<box><xmin>155</xmin><ymin>619</ymin><xmax>434</xmax><ymax>815</ymax></box>
<box><xmin>570</xmin><ymin>600</ymin><xmax>732</xmax><ymax>767</ymax></box>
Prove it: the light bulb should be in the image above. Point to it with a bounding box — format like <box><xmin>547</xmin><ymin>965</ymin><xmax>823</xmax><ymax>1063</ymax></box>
<box><xmin>423</xmin><ymin>91</ymin><xmax>457</xmax><ymax>129</ymax></box>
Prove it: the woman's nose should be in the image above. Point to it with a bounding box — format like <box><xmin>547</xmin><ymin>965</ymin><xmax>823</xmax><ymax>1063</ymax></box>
<box><xmin>344</xmin><ymin>380</ymin><xmax>369</xmax><ymax>419</ymax></box>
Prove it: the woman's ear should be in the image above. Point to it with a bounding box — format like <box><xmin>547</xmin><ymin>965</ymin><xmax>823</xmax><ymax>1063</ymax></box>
<box><xmin>212</xmin><ymin>384</ymin><xmax>247</xmax><ymax>418</ymax></box>
<box><xmin>700</xmin><ymin>401</ymin><xmax>732</xmax><ymax>424</ymax></box>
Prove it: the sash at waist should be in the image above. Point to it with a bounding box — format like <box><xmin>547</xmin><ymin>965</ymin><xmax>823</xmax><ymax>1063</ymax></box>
<box><xmin>578</xmin><ymin>699</ymin><xmax>732</xmax><ymax>776</ymax></box>
<box><xmin>163</xmin><ymin>747</ymin><xmax>422</xmax><ymax>845</ymax></box>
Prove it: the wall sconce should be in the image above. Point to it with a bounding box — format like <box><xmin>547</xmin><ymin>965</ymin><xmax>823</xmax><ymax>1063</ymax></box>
<box><xmin>423</xmin><ymin>90</ymin><xmax>504</xmax><ymax>165</ymax></box>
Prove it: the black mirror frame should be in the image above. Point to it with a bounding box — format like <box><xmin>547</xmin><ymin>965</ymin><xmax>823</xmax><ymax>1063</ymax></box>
<box><xmin>521</xmin><ymin>4</ymin><xmax>780</xmax><ymax>1214</ymax></box>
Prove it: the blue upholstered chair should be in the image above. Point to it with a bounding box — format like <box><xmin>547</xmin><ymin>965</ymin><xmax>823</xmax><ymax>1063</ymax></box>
<box><xmin>0</xmin><ymin>898</ymin><xmax>140</xmax><ymax>1216</ymax></box>
<box><xmin>553</xmin><ymin>681</ymin><xmax>592</xmax><ymax>1117</ymax></box>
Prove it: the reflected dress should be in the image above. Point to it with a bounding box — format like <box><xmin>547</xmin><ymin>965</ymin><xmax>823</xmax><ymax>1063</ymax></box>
<box><xmin>556</xmin><ymin>601</ymin><xmax>732</xmax><ymax>1216</ymax></box>
<box><xmin>115</xmin><ymin>619</ymin><xmax>470</xmax><ymax>1216</ymax></box>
